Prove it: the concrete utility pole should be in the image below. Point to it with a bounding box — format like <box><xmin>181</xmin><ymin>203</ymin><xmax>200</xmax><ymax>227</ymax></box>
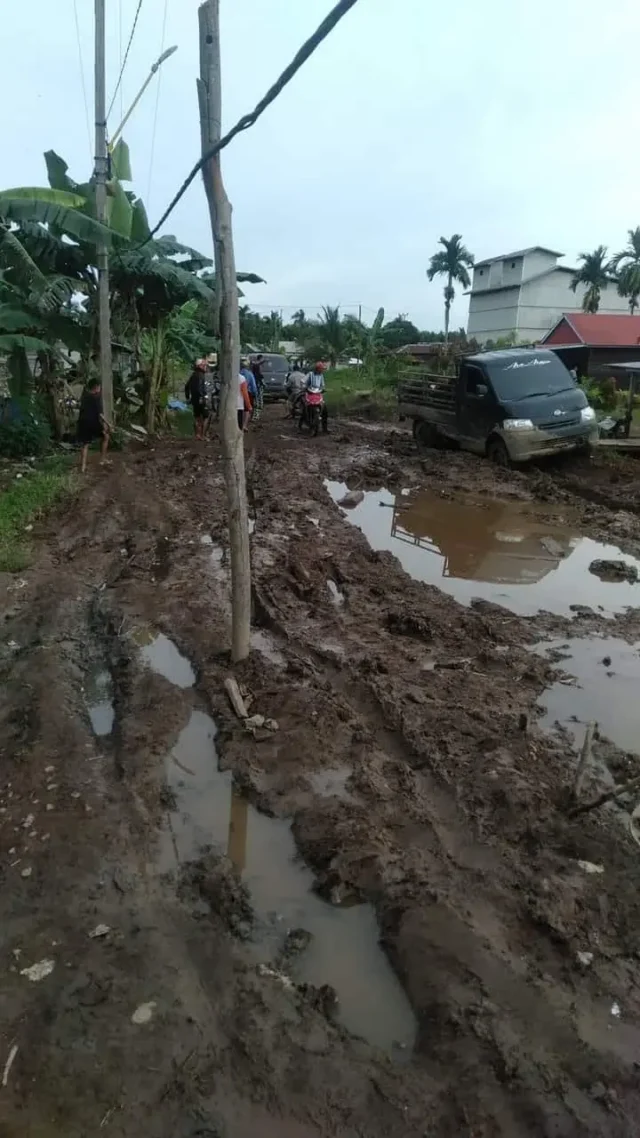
<box><xmin>94</xmin><ymin>0</ymin><xmax>114</xmax><ymax>421</ymax></box>
<box><xmin>197</xmin><ymin>0</ymin><xmax>251</xmax><ymax>663</ymax></box>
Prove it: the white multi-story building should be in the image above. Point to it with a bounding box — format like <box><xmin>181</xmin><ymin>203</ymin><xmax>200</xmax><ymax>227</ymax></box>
<box><xmin>466</xmin><ymin>246</ymin><xmax>628</xmax><ymax>345</ymax></box>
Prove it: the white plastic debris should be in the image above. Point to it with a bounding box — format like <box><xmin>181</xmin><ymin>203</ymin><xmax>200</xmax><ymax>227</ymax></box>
<box><xmin>2</xmin><ymin>1043</ymin><xmax>18</xmax><ymax>1087</ymax></box>
<box><xmin>44</xmin><ymin>765</ymin><xmax>55</xmax><ymax>774</ymax></box>
<box><xmin>131</xmin><ymin>1001</ymin><xmax>156</xmax><ymax>1025</ymax></box>
<box><xmin>20</xmin><ymin>958</ymin><xmax>55</xmax><ymax>982</ymax></box>
<box><xmin>578</xmin><ymin>860</ymin><xmax>604</xmax><ymax>875</ymax></box>
<box><xmin>88</xmin><ymin>924</ymin><xmax>111</xmax><ymax>939</ymax></box>
<box><xmin>576</xmin><ymin>951</ymin><xmax>594</xmax><ymax>966</ymax></box>
<box><xmin>611</xmin><ymin>1002</ymin><xmax>621</xmax><ymax>1018</ymax></box>
<box><xmin>20</xmin><ymin>867</ymin><xmax>32</xmax><ymax>879</ymax></box>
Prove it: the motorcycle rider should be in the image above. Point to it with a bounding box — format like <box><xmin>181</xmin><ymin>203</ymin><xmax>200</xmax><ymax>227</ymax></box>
<box><xmin>302</xmin><ymin>361</ymin><xmax>329</xmax><ymax>433</ymax></box>
<box><xmin>286</xmin><ymin>362</ymin><xmax>307</xmax><ymax>417</ymax></box>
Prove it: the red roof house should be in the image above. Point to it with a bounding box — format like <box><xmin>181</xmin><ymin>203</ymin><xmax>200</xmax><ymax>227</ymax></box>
<box><xmin>539</xmin><ymin>313</ymin><xmax>640</xmax><ymax>377</ymax></box>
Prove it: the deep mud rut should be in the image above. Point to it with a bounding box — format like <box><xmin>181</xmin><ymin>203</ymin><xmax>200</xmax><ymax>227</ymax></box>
<box><xmin>2</xmin><ymin>413</ymin><xmax>640</xmax><ymax>1137</ymax></box>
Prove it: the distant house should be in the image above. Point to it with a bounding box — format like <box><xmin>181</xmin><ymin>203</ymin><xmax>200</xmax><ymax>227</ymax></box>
<box><xmin>466</xmin><ymin>246</ymin><xmax>628</xmax><ymax>345</ymax></box>
<box><xmin>395</xmin><ymin>342</ymin><xmax>446</xmax><ymax>360</ymax></box>
<box><xmin>539</xmin><ymin>313</ymin><xmax>640</xmax><ymax>377</ymax></box>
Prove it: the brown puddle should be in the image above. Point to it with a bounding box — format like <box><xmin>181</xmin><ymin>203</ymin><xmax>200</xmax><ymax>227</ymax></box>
<box><xmin>535</xmin><ymin>637</ymin><xmax>640</xmax><ymax>756</ymax></box>
<box><xmin>326</xmin><ymin>482</ymin><xmax>640</xmax><ymax>618</ymax></box>
<box><xmin>157</xmin><ymin>711</ymin><xmax>416</xmax><ymax>1053</ymax></box>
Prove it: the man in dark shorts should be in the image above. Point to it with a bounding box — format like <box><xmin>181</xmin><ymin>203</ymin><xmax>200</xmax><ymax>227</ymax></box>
<box><xmin>77</xmin><ymin>380</ymin><xmax>110</xmax><ymax>473</ymax></box>
<box><xmin>184</xmin><ymin>358</ymin><xmax>208</xmax><ymax>439</ymax></box>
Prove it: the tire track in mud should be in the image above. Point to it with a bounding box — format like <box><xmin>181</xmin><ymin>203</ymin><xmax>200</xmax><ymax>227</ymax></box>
<box><xmin>3</xmin><ymin>428</ymin><xmax>640</xmax><ymax>1136</ymax></box>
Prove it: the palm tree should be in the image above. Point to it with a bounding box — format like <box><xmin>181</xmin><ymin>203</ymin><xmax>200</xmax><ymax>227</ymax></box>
<box><xmin>570</xmin><ymin>246</ymin><xmax>609</xmax><ymax>313</ymax></box>
<box><xmin>427</xmin><ymin>234</ymin><xmax>474</xmax><ymax>342</ymax></box>
<box><xmin>609</xmin><ymin>228</ymin><xmax>640</xmax><ymax>314</ymax></box>
<box><xmin>317</xmin><ymin>305</ymin><xmax>347</xmax><ymax>367</ymax></box>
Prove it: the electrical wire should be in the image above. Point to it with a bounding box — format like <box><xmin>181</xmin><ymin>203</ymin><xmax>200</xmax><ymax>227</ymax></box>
<box><xmin>107</xmin><ymin>0</ymin><xmax>145</xmax><ymax>123</ymax></box>
<box><xmin>73</xmin><ymin>0</ymin><xmax>93</xmax><ymax>162</ymax></box>
<box><xmin>145</xmin><ymin>0</ymin><xmax>360</xmax><ymax>242</ymax></box>
<box><xmin>146</xmin><ymin>0</ymin><xmax>169</xmax><ymax>211</ymax></box>
<box><xmin>118</xmin><ymin>0</ymin><xmax>124</xmax><ymax>125</ymax></box>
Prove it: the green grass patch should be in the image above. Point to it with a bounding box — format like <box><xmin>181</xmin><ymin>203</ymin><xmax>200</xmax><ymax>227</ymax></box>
<box><xmin>0</xmin><ymin>454</ymin><xmax>76</xmax><ymax>573</ymax></box>
<box><xmin>324</xmin><ymin>364</ymin><xmax>398</xmax><ymax>418</ymax></box>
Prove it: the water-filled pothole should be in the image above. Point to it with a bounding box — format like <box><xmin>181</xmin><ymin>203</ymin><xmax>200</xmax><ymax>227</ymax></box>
<box><xmin>326</xmin><ymin>482</ymin><xmax>640</xmax><ymax>617</ymax></box>
<box><xmin>132</xmin><ymin>627</ymin><xmax>195</xmax><ymax>688</ymax></box>
<box><xmin>158</xmin><ymin>711</ymin><xmax>415</xmax><ymax>1052</ymax></box>
<box><xmin>535</xmin><ymin>637</ymin><xmax>640</xmax><ymax>755</ymax></box>
<box><xmin>84</xmin><ymin>665</ymin><xmax>115</xmax><ymax>737</ymax></box>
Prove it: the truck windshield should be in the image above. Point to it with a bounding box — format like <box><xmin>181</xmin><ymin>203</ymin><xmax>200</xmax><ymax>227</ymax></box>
<box><xmin>484</xmin><ymin>355</ymin><xmax>575</xmax><ymax>401</ymax></box>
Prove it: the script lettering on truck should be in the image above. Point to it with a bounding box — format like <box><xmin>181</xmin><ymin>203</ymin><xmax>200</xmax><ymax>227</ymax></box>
<box><xmin>502</xmin><ymin>358</ymin><xmax>551</xmax><ymax>370</ymax></box>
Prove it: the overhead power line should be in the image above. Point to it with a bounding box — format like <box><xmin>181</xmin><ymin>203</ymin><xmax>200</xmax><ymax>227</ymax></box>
<box><xmin>146</xmin><ymin>0</ymin><xmax>360</xmax><ymax>242</ymax></box>
<box><xmin>72</xmin><ymin>0</ymin><xmax>92</xmax><ymax>161</ymax></box>
<box><xmin>147</xmin><ymin>0</ymin><xmax>169</xmax><ymax>210</ymax></box>
<box><xmin>107</xmin><ymin>0</ymin><xmax>145</xmax><ymax>122</ymax></box>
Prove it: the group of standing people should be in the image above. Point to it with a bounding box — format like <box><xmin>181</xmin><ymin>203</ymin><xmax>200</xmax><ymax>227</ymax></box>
<box><xmin>184</xmin><ymin>354</ymin><xmax>329</xmax><ymax>438</ymax></box>
<box><xmin>184</xmin><ymin>354</ymin><xmax>268</xmax><ymax>438</ymax></box>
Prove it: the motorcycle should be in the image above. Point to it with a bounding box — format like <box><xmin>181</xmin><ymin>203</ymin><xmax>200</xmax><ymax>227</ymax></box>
<box><xmin>299</xmin><ymin>390</ymin><xmax>325</xmax><ymax>437</ymax></box>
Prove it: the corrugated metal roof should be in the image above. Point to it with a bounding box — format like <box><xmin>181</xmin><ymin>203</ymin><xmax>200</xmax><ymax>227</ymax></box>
<box><xmin>542</xmin><ymin>313</ymin><xmax>640</xmax><ymax>347</ymax></box>
<box><xmin>474</xmin><ymin>246</ymin><xmax>563</xmax><ymax>268</ymax></box>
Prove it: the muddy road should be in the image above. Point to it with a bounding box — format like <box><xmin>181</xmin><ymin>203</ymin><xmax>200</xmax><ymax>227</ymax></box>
<box><xmin>2</xmin><ymin>412</ymin><xmax>640</xmax><ymax>1137</ymax></box>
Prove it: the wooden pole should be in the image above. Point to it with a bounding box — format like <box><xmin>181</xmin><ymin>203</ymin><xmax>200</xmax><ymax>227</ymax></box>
<box><xmin>197</xmin><ymin>0</ymin><xmax>251</xmax><ymax>662</ymax></box>
<box><xmin>94</xmin><ymin>0</ymin><xmax>114</xmax><ymax>423</ymax></box>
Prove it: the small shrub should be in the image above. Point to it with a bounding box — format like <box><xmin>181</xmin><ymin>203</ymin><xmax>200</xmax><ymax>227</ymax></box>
<box><xmin>0</xmin><ymin>414</ymin><xmax>51</xmax><ymax>459</ymax></box>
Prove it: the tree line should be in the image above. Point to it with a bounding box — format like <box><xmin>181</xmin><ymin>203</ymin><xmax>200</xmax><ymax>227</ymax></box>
<box><xmin>0</xmin><ymin>141</ymin><xmax>261</xmax><ymax>440</ymax></box>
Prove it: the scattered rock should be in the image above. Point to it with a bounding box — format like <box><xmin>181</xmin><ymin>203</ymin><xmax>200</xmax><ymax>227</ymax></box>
<box><xmin>578</xmin><ymin>860</ymin><xmax>605</xmax><ymax>875</ymax></box>
<box><xmin>602</xmin><ymin>656</ymin><xmax>612</xmax><ymax>667</ymax></box>
<box><xmin>20</xmin><ymin>867</ymin><xmax>32</xmax><ymax>879</ymax></box>
<box><xmin>337</xmin><ymin>490</ymin><xmax>364</xmax><ymax>509</ymax></box>
<box><xmin>20</xmin><ymin>958</ymin><xmax>55</xmax><ymax>982</ymax></box>
<box><xmin>588</xmin><ymin>559</ymin><xmax>638</xmax><ymax>583</ymax></box>
<box><xmin>88</xmin><ymin>924</ymin><xmax>111</xmax><ymax>939</ymax></box>
<box><xmin>576</xmin><ymin>951</ymin><xmax>594</xmax><ymax>967</ymax></box>
<box><xmin>131</xmin><ymin>1001</ymin><xmax>156</xmax><ymax>1025</ymax></box>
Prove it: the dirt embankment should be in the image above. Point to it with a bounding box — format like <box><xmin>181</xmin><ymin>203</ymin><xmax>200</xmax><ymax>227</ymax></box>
<box><xmin>2</xmin><ymin>415</ymin><xmax>640</xmax><ymax>1137</ymax></box>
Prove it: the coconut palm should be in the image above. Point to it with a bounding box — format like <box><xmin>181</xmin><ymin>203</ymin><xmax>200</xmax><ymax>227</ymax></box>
<box><xmin>317</xmin><ymin>305</ymin><xmax>348</xmax><ymax>367</ymax></box>
<box><xmin>570</xmin><ymin>246</ymin><xmax>609</xmax><ymax>314</ymax></box>
<box><xmin>609</xmin><ymin>228</ymin><xmax>640</xmax><ymax>315</ymax></box>
<box><xmin>427</xmin><ymin>235</ymin><xmax>474</xmax><ymax>342</ymax></box>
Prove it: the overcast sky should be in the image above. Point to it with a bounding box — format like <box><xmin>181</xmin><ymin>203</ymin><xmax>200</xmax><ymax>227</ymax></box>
<box><xmin>3</xmin><ymin>0</ymin><xmax>640</xmax><ymax>331</ymax></box>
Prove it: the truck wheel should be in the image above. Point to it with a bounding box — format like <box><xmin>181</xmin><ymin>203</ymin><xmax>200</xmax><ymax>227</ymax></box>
<box><xmin>413</xmin><ymin>420</ymin><xmax>440</xmax><ymax>452</ymax></box>
<box><xmin>487</xmin><ymin>437</ymin><xmax>510</xmax><ymax>467</ymax></box>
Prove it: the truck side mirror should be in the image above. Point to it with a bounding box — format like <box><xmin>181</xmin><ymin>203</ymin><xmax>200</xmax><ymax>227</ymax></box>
<box><xmin>476</xmin><ymin>383</ymin><xmax>488</xmax><ymax>397</ymax></box>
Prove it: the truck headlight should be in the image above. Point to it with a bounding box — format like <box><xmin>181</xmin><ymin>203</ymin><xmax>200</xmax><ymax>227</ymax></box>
<box><xmin>503</xmin><ymin>418</ymin><xmax>534</xmax><ymax>431</ymax></box>
<box><xmin>581</xmin><ymin>406</ymin><xmax>596</xmax><ymax>423</ymax></box>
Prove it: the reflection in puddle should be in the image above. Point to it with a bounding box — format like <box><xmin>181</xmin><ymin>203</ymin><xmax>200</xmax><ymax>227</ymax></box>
<box><xmin>535</xmin><ymin>637</ymin><xmax>640</xmax><ymax>756</ymax></box>
<box><xmin>159</xmin><ymin>712</ymin><xmax>415</xmax><ymax>1052</ymax></box>
<box><xmin>133</xmin><ymin>627</ymin><xmax>195</xmax><ymax>688</ymax></box>
<box><xmin>309</xmin><ymin>766</ymin><xmax>354</xmax><ymax>801</ymax></box>
<box><xmin>326</xmin><ymin>481</ymin><xmax>640</xmax><ymax>618</ymax></box>
<box><xmin>85</xmin><ymin>666</ymin><xmax>115</xmax><ymax>737</ymax></box>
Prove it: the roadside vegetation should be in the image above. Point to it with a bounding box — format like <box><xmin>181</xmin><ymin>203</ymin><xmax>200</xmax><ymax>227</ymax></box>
<box><xmin>0</xmin><ymin>453</ymin><xmax>75</xmax><ymax>572</ymax></box>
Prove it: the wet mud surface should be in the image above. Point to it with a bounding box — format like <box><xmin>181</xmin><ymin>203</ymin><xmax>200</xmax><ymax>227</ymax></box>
<box><xmin>2</xmin><ymin>414</ymin><xmax>640</xmax><ymax>1135</ymax></box>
